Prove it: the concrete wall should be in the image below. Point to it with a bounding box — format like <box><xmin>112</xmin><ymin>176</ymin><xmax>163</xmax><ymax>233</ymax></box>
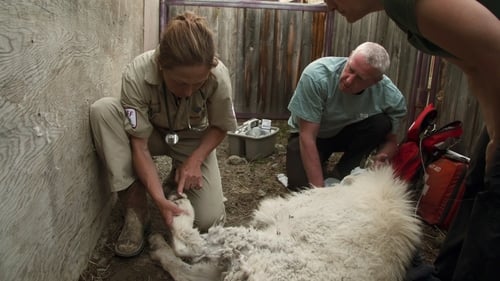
<box><xmin>0</xmin><ymin>1</ymin><xmax>144</xmax><ymax>280</ymax></box>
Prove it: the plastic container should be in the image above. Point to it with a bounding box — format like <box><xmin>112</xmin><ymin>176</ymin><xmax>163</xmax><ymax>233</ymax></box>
<box><xmin>227</xmin><ymin>119</ymin><xmax>279</xmax><ymax>160</ymax></box>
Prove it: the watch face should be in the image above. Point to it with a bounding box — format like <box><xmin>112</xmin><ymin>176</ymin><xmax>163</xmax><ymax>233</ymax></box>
<box><xmin>165</xmin><ymin>133</ymin><xmax>179</xmax><ymax>145</ymax></box>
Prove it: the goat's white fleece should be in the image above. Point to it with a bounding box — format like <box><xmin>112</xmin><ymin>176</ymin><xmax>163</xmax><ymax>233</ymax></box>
<box><xmin>149</xmin><ymin>166</ymin><xmax>422</xmax><ymax>281</ymax></box>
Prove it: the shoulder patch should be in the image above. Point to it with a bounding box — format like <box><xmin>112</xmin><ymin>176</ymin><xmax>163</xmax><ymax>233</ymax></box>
<box><xmin>125</xmin><ymin>108</ymin><xmax>137</xmax><ymax>129</ymax></box>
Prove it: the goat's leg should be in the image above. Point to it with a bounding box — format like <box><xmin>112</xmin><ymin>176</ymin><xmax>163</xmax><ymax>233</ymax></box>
<box><xmin>167</xmin><ymin>195</ymin><xmax>206</xmax><ymax>258</ymax></box>
<box><xmin>149</xmin><ymin>233</ymin><xmax>222</xmax><ymax>281</ymax></box>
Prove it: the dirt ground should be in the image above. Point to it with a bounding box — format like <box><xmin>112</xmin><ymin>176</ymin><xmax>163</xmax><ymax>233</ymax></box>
<box><xmin>79</xmin><ymin>120</ymin><xmax>445</xmax><ymax>281</ymax></box>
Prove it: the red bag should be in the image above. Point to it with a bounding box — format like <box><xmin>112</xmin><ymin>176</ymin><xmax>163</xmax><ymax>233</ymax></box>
<box><xmin>392</xmin><ymin>104</ymin><xmax>463</xmax><ymax>184</ymax></box>
<box><xmin>406</xmin><ymin>104</ymin><xmax>437</xmax><ymax>142</ymax></box>
<box><xmin>392</xmin><ymin>103</ymin><xmax>469</xmax><ymax>230</ymax></box>
<box><xmin>392</xmin><ymin>142</ymin><xmax>421</xmax><ymax>182</ymax></box>
<box><xmin>417</xmin><ymin>156</ymin><xmax>468</xmax><ymax>230</ymax></box>
<box><xmin>422</xmin><ymin>120</ymin><xmax>463</xmax><ymax>156</ymax></box>
<box><xmin>392</xmin><ymin>104</ymin><xmax>437</xmax><ymax>183</ymax></box>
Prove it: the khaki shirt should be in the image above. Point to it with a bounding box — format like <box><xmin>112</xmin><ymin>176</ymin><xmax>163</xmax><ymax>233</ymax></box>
<box><xmin>121</xmin><ymin>48</ymin><xmax>237</xmax><ymax>139</ymax></box>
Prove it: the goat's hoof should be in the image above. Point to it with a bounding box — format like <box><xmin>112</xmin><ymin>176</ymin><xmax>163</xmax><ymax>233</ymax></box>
<box><xmin>149</xmin><ymin>233</ymin><xmax>168</xmax><ymax>250</ymax></box>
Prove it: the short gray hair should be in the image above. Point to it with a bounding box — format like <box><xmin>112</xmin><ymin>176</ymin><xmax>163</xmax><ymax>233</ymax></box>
<box><xmin>351</xmin><ymin>42</ymin><xmax>390</xmax><ymax>74</ymax></box>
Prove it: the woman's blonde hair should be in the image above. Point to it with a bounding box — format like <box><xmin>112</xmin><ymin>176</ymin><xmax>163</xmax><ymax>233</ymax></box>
<box><xmin>158</xmin><ymin>11</ymin><xmax>218</xmax><ymax>69</ymax></box>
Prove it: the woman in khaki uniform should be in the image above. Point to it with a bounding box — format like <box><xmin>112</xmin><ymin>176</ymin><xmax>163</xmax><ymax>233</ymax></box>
<box><xmin>89</xmin><ymin>12</ymin><xmax>237</xmax><ymax>257</ymax></box>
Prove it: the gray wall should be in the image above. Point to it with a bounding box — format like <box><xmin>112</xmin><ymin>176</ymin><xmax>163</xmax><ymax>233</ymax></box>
<box><xmin>0</xmin><ymin>1</ymin><xmax>144</xmax><ymax>280</ymax></box>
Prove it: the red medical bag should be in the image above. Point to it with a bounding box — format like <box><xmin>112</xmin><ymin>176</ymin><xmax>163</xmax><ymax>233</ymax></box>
<box><xmin>417</xmin><ymin>156</ymin><xmax>468</xmax><ymax>230</ymax></box>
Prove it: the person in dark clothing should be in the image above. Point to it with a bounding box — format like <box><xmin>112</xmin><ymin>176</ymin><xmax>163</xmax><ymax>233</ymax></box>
<box><xmin>323</xmin><ymin>0</ymin><xmax>500</xmax><ymax>280</ymax></box>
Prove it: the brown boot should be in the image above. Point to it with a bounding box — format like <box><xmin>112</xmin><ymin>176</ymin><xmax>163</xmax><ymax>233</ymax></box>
<box><xmin>114</xmin><ymin>208</ymin><xmax>150</xmax><ymax>257</ymax></box>
<box><xmin>115</xmin><ymin>181</ymin><xmax>150</xmax><ymax>257</ymax></box>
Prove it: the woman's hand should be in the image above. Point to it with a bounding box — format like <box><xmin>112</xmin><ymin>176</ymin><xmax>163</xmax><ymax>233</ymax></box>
<box><xmin>157</xmin><ymin>198</ymin><xmax>185</xmax><ymax>227</ymax></box>
<box><xmin>175</xmin><ymin>157</ymin><xmax>203</xmax><ymax>194</ymax></box>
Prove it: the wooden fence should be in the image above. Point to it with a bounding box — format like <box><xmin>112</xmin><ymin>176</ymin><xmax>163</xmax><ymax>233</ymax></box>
<box><xmin>162</xmin><ymin>0</ymin><xmax>482</xmax><ymax>156</ymax></box>
<box><xmin>163</xmin><ymin>0</ymin><xmax>328</xmax><ymax>119</ymax></box>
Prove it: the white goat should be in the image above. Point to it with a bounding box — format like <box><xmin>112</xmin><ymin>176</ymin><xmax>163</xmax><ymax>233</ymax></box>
<box><xmin>149</xmin><ymin>166</ymin><xmax>422</xmax><ymax>281</ymax></box>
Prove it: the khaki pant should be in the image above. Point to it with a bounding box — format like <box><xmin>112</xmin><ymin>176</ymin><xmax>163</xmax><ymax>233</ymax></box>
<box><xmin>90</xmin><ymin>97</ymin><xmax>225</xmax><ymax>231</ymax></box>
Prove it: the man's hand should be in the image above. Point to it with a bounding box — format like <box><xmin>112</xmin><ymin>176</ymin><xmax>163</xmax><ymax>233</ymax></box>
<box><xmin>373</xmin><ymin>134</ymin><xmax>398</xmax><ymax>168</ymax></box>
<box><xmin>371</xmin><ymin>152</ymin><xmax>390</xmax><ymax>168</ymax></box>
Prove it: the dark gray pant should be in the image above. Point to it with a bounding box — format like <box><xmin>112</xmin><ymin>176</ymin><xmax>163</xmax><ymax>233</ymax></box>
<box><xmin>434</xmin><ymin>127</ymin><xmax>500</xmax><ymax>281</ymax></box>
<box><xmin>285</xmin><ymin>113</ymin><xmax>391</xmax><ymax>190</ymax></box>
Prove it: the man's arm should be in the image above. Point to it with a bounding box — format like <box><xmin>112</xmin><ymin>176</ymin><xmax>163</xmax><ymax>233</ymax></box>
<box><xmin>129</xmin><ymin>136</ymin><xmax>183</xmax><ymax>227</ymax></box>
<box><xmin>175</xmin><ymin>126</ymin><xmax>227</xmax><ymax>194</ymax></box>
<box><xmin>298</xmin><ymin>118</ymin><xmax>324</xmax><ymax>187</ymax></box>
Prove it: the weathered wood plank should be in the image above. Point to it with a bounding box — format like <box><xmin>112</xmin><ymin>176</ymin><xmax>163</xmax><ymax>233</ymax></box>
<box><xmin>144</xmin><ymin>0</ymin><xmax>160</xmax><ymax>51</ymax></box>
<box><xmin>437</xmin><ymin>63</ymin><xmax>483</xmax><ymax>155</ymax></box>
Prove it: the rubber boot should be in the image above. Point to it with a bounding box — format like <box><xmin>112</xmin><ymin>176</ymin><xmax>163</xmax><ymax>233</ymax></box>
<box><xmin>114</xmin><ymin>181</ymin><xmax>150</xmax><ymax>258</ymax></box>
